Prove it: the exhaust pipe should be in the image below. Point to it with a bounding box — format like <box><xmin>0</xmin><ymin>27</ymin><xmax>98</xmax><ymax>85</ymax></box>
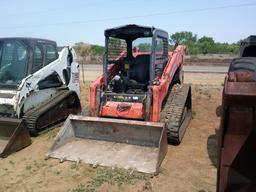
<box><xmin>47</xmin><ymin>115</ymin><xmax>167</xmax><ymax>174</ymax></box>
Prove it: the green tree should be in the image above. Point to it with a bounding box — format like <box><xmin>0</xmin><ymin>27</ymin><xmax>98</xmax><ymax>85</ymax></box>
<box><xmin>170</xmin><ymin>31</ymin><xmax>198</xmax><ymax>54</ymax></box>
<box><xmin>170</xmin><ymin>31</ymin><xmax>197</xmax><ymax>45</ymax></box>
<box><xmin>198</xmin><ymin>36</ymin><xmax>215</xmax><ymax>54</ymax></box>
<box><xmin>169</xmin><ymin>31</ymin><xmax>239</xmax><ymax>55</ymax></box>
<box><xmin>90</xmin><ymin>44</ymin><xmax>104</xmax><ymax>56</ymax></box>
<box><xmin>138</xmin><ymin>43</ymin><xmax>151</xmax><ymax>52</ymax></box>
<box><xmin>198</xmin><ymin>36</ymin><xmax>215</xmax><ymax>44</ymax></box>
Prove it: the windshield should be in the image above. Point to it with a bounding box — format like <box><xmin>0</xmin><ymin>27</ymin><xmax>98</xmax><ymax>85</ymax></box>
<box><xmin>0</xmin><ymin>40</ymin><xmax>28</xmax><ymax>88</ymax></box>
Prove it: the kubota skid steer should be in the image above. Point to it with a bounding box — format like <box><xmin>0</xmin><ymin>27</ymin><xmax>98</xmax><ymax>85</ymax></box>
<box><xmin>0</xmin><ymin>38</ymin><xmax>81</xmax><ymax>157</ymax></box>
<box><xmin>47</xmin><ymin>25</ymin><xmax>191</xmax><ymax>173</ymax></box>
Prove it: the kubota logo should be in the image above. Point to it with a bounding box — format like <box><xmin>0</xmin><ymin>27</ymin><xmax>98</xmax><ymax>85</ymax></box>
<box><xmin>117</xmin><ymin>103</ymin><xmax>131</xmax><ymax>112</ymax></box>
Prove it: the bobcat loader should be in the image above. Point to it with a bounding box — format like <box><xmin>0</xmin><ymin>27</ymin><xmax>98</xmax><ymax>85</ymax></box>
<box><xmin>0</xmin><ymin>38</ymin><xmax>81</xmax><ymax>157</ymax></box>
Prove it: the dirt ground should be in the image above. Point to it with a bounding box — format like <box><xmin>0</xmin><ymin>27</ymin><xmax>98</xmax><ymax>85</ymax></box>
<box><xmin>0</xmin><ymin>73</ymin><xmax>225</xmax><ymax>192</ymax></box>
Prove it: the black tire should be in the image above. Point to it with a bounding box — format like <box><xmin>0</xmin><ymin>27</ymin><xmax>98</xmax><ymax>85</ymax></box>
<box><xmin>229</xmin><ymin>57</ymin><xmax>256</xmax><ymax>73</ymax></box>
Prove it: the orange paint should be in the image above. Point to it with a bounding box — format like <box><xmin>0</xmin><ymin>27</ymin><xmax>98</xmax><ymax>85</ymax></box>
<box><xmin>101</xmin><ymin>102</ymin><xmax>144</xmax><ymax>119</ymax></box>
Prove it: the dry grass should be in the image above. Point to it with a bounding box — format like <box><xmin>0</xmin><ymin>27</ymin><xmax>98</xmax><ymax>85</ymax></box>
<box><xmin>79</xmin><ymin>81</ymin><xmax>91</xmax><ymax>110</ymax></box>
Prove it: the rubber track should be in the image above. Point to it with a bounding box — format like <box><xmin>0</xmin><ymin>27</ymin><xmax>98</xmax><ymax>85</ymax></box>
<box><xmin>161</xmin><ymin>84</ymin><xmax>191</xmax><ymax>144</ymax></box>
<box><xmin>23</xmin><ymin>89</ymin><xmax>70</xmax><ymax>134</ymax></box>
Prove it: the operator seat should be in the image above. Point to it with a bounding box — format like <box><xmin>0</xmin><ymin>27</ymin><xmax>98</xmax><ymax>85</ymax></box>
<box><xmin>130</xmin><ymin>55</ymin><xmax>150</xmax><ymax>84</ymax></box>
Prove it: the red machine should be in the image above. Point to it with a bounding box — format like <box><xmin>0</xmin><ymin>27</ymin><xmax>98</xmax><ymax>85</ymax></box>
<box><xmin>47</xmin><ymin>25</ymin><xmax>191</xmax><ymax>173</ymax></box>
<box><xmin>217</xmin><ymin>36</ymin><xmax>256</xmax><ymax>191</ymax></box>
<box><xmin>90</xmin><ymin>24</ymin><xmax>191</xmax><ymax>143</ymax></box>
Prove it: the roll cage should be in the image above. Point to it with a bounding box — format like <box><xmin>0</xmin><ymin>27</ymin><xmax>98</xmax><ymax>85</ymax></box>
<box><xmin>103</xmin><ymin>24</ymin><xmax>169</xmax><ymax>89</ymax></box>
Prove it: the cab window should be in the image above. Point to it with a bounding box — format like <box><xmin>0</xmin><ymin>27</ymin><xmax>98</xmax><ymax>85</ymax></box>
<box><xmin>46</xmin><ymin>44</ymin><xmax>57</xmax><ymax>65</ymax></box>
<box><xmin>32</xmin><ymin>44</ymin><xmax>44</xmax><ymax>73</ymax></box>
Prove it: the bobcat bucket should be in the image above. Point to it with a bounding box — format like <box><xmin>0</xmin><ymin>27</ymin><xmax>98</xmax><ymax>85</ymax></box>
<box><xmin>0</xmin><ymin>118</ymin><xmax>31</xmax><ymax>158</ymax></box>
<box><xmin>46</xmin><ymin>115</ymin><xmax>167</xmax><ymax>174</ymax></box>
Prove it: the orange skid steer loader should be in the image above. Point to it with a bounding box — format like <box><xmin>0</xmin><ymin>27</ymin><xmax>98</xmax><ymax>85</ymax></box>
<box><xmin>47</xmin><ymin>25</ymin><xmax>192</xmax><ymax>173</ymax></box>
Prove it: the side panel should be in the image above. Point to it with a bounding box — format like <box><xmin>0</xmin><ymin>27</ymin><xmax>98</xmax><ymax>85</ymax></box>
<box><xmin>23</xmin><ymin>88</ymin><xmax>57</xmax><ymax>113</ymax></box>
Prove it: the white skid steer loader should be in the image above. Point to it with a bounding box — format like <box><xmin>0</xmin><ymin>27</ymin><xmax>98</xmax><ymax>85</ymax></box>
<box><xmin>0</xmin><ymin>38</ymin><xmax>81</xmax><ymax>157</ymax></box>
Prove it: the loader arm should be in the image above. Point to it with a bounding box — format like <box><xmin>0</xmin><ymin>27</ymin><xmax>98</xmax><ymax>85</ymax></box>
<box><xmin>151</xmin><ymin>45</ymin><xmax>186</xmax><ymax>122</ymax></box>
<box><xmin>14</xmin><ymin>47</ymin><xmax>80</xmax><ymax>117</ymax></box>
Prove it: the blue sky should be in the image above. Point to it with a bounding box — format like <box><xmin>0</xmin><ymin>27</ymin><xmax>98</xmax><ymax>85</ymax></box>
<box><xmin>0</xmin><ymin>0</ymin><xmax>255</xmax><ymax>46</ymax></box>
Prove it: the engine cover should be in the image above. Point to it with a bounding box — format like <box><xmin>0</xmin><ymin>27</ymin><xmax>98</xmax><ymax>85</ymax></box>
<box><xmin>100</xmin><ymin>101</ymin><xmax>144</xmax><ymax>120</ymax></box>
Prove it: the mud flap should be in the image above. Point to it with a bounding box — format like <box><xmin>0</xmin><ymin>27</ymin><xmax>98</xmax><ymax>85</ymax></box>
<box><xmin>0</xmin><ymin>118</ymin><xmax>31</xmax><ymax>158</ymax></box>
<box><xmin>46</xmin><ymin>115</ymin><xmax>167</xmax><ymax>174</ymax></box>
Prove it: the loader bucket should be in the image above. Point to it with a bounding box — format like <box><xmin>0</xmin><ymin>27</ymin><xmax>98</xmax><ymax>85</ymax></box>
<box><xmin>47</xmin><ymin>115</ymin><xmax>167</xmax><ymax>174</ymax></box>
<box><xmin>0</xmin><ymin>118</ymin><xmax>31</xmax><ymax>158</ymax></box>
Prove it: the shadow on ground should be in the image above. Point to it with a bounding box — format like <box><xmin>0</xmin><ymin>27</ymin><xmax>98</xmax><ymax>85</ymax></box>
<box><xmin>207</xmin><ymin>128</ymin><xmax>219</xmax><ymax>168</ymax></box>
